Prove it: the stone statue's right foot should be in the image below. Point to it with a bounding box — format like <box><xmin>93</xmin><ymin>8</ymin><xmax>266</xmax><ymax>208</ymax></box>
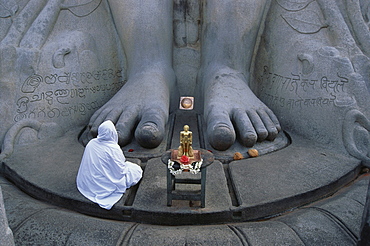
<box><xmin>134</xmin><ymin>109</ymin><xmax>167</xmax><ymax>148</ymax></box>
<box><xmin>81</xmin><ymin>68</ymin><xmax>174</xmax><ymax>148</ymax></box>
<box><xmin>135</xmin><ymin>122</ymin><xmax>164</xmax><ymax>148</ymax></box>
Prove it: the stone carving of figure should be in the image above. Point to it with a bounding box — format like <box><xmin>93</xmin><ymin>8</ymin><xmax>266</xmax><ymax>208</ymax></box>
<box><xmin>1</xmin><ymin>0</ymin><xmax>369</xmax><ymax>159</ymax></box>
<box><xmin>82</xmin><ymin>0</ymin><xmax>281</xmax><ymax>151</ymax></box>
<box><xmin>178</xmin><ymin>125</ymin><xmax>194</xmax><ymax>157</ymax></box>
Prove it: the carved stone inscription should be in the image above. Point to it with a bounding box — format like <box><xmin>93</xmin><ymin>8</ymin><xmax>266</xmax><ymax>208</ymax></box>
<box><xmin>258</xmin><ymin>66</ymin><xmax>351</xmax><ymax>110</ymax></box>
<box><xmin>14</xmin><ymin>68</ymin><xmax>124</xmax><ymax>122</ymax></box>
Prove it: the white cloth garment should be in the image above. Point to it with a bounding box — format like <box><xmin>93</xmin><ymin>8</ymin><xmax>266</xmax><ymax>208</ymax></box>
<box><xmin>76</xmin><ymin>120</ymin><xmax>142</xmax><ymax>210</ymax></box>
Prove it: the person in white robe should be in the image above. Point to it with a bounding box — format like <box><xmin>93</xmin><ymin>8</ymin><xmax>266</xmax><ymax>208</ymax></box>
<box><xmin>76</xmin><ymin>120</ymin><xmax>143</xmax><ymax>210</ymax></box>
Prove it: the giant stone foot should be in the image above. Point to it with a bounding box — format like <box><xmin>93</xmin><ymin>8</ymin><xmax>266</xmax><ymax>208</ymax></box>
<box><xmin>203</xmin><ymin>67</ymin><xmax>281</xmax><ymax>151</ymax></box>
<box><xmin>80</xmin><ymin>68</ymin><xmax>175</xmax><ymax>149</ymax></box>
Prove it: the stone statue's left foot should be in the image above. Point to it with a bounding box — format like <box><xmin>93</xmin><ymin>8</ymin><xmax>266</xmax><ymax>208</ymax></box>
<box><xmin>203</xmin><ymin>67</ymin><xmax>281</xmax><ymax>150</ymax></box>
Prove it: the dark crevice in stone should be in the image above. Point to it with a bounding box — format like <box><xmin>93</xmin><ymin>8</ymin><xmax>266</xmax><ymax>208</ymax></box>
<box><xmin>223</xmin><ymin>164</ymin><xmax>240</xmax><ymax>207</ymax></box>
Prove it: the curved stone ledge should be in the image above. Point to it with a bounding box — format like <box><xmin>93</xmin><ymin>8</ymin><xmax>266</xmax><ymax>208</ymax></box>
<box><xmin>1</xmin><ymin>130</ymin><xmax>362</xmax><ymax>225</ymax></box>
<box><xmin>1</xmin><ymin>173</ymin><xmax>368</xmax><ymax>245</ymax></box>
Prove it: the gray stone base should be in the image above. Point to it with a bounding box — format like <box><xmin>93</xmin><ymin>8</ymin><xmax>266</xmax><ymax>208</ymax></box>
<box><xmin>1</xmin><ymin>172</ymin><xmax>368</xmax><ymax>245</ymax></box>
<box><xmin>1</xmin><ymin>129</ymin><xmax>361</xmax><ymax>225</ymax></box>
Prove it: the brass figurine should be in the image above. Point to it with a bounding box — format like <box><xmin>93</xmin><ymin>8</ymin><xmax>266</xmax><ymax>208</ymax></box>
<box><xmin>177</xmin><ymin>125</ymin><xmax>194</xmax><ymax>157</ymax></box>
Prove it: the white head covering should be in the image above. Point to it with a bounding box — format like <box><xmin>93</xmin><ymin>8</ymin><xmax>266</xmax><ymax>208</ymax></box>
<box><xmin>97</xmin><ymin>120</ymin><xmax>119</xmax><ymax>143</ymax></box>
<box><xmin>76</xmin><ymin>120</ymin><xmax>142</xmax><ymax>210</ymax></box>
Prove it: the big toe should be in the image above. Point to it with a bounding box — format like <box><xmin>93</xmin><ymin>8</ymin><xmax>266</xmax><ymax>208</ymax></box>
<box><xmin>208</xmin><ymin>124</ymin><xmax>236</xmax><ymax>151</ymax></box>
<box><xmin>135</xmin><ymin>122</ymin><xmax>164</xmax><ymax>148</ymax></box>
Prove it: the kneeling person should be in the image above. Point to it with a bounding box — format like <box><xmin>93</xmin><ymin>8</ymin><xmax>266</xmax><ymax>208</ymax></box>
<box><xmin>76</xmin><ymin>120</ymin><xmax>142</xmax><ymax>210</ymax></box>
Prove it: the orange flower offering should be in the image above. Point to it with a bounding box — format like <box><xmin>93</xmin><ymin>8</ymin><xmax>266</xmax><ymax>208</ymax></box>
<box><xmin>248</xmin><ymin>148</ymin><xmax>259</xmax><ymax>157</ymax></box>
<box><xmin>233</xmin><ymin>152</ymin><xmax>243</xmax><ymax>160</ymax></box>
